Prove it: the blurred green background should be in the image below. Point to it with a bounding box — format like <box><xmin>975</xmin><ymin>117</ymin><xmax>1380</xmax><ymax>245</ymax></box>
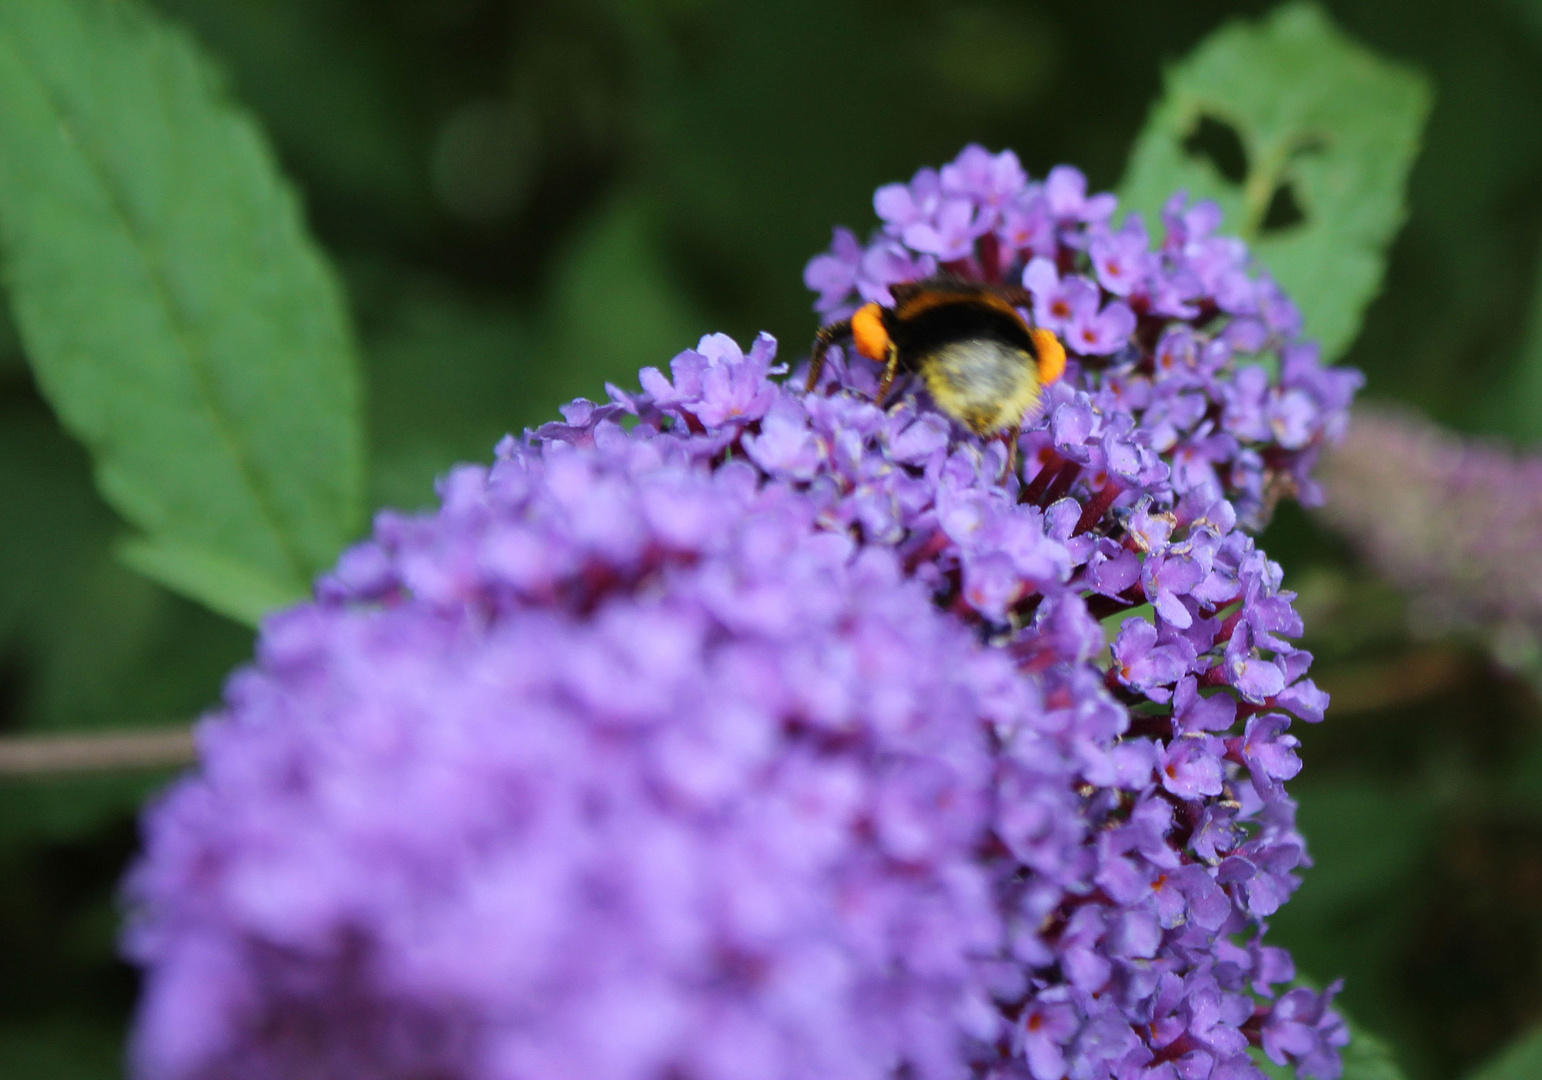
<box><xmin>4</xmin><ymin>0</ymin><xmax>1542</xmax><ymax>1077</ymax></box>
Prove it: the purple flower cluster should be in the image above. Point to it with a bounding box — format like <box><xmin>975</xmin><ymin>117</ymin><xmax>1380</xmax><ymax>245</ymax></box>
<box><xmin>805</xmin><ymin>144</ymin><xmax>1361</xmax><ymax>528</ymax></box>
<box><xmin>127</xmin><ymin>147</ymin><xmax>1360</xmax><ymax>1080</ymax></box>
<box><xmin>127</xmin><ymin>435</ymin><xmax>1016</xmax><ymax>1080</ymax></box>
<box><xmin>1317</xmin><ymin>404</ymin><xmax>1542</xmax><ymax>664</ymax></box>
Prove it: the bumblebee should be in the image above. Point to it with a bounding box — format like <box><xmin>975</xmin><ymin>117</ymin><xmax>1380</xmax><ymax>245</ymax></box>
<box><xmin>805</xmin><ymin>277</ymin><xmax>1066</xmax><ymax>437</ymax></box>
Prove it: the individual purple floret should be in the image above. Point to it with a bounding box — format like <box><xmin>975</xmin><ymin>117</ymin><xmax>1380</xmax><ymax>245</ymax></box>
<box><xmin>127</xmin><ymin>146</ymin><xmax>1361</xmax><ymax>1080</ymax></box>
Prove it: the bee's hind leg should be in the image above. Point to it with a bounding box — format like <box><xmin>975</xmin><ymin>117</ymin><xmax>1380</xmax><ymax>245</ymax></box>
<box><xmin>806</xmin><ymin>319</ymin><xmax>852</xmax><ymax>393</ymax></box>
<box><xmin>874</xmin><ymin>346</ymin><xmax>901</xmax><ymax>406</ymax></box>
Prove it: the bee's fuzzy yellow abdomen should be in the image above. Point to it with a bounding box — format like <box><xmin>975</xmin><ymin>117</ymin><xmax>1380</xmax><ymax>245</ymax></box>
<box><xmin>919</xmin><ymin>339</ymin><xmax>1042</xmax><ymax>436</ymax></box>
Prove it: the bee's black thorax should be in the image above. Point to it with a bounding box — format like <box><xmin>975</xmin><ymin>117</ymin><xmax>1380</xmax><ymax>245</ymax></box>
<box><xmin>887</xmin><ymin>299</ymin><xmax>1036</xmax><ymax>373</ymax></box>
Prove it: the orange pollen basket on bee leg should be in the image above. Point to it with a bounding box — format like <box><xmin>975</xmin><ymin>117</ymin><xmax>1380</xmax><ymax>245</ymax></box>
<box><xmin>851</xmin><ymin>302</ymin><xmax>891</xmax><ymax>362</ymax></box>
<box><xmin>1031</xmin><ymin>327</ymin><xmax>1067</xmax><ymax>385</ymax></box>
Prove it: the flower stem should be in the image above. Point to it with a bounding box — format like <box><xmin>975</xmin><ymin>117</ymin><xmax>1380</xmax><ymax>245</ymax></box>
<box><xmin>0</xmin><ymin>726</ymin><xmax>195</xmax><ymax>777</ymax></box>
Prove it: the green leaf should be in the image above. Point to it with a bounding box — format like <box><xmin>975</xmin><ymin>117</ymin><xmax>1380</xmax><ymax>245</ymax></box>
<box><xmin>1340</xmin><ymin>1024</ymin><xmax>1411</xmax><ymax>1080</ymax></box>
<box><xmin>1119</xmin><ymin>2</ymin><xmax>1431</xmax><ymax>360</ymax></box>
<box><xmin>0</xmin><ymin>0</ymin><xmax>365</xmax><ymax>624</ymax></box>
<box><xmin>118</xmin><ymin>535</ymin><xmax>300</xmax><ymax>628</ymax></box>
<box><xmin>1465</xmin><ymin>1024</ymin><xmax>1542</xmax><ymax>1080</ymax></box>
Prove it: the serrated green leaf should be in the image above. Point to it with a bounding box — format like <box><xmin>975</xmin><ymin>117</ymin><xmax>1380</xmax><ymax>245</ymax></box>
<box><xmin>1464</xmin><ymin>1024</ymin><xmax>1542</xmax><ymax>1080</ymax></box>
<box><xmin>117</xmin><ymin>535</ymin><xmax>301</xmax><ymax>626</ymax></box>
<box><xmin>0</xmin><ymin>0</ymin><xmax>364</xmax><ymax>624</ymax></box>
<box><xmin>1119</xmin><ymin>2</ymin><xmax>1431</xmax><ymax>359</ymax></box>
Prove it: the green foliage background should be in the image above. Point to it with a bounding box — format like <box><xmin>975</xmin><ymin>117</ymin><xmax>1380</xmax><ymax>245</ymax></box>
<box><xmin>2</xmin><ymin>1</ymin><xmax>1542</xmax><ymax>1077</ymax></box>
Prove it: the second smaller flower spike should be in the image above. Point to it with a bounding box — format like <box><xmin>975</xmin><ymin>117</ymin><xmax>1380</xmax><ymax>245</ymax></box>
<box><xmin>1318</xmin><ymin>404</ymin><xmax>1542</xmax><ymax>668</ymax></box>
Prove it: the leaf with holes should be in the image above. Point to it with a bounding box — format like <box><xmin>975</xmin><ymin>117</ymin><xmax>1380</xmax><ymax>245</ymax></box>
<box><xmin>0</xmin><ymin>0</ymin><xmax>364</xmax><ymax>623</ymax></box>
<box><xmin>1119</xmin><ymin>2</ymin><xmax>1431</xmax><ymax>360</ymax></box>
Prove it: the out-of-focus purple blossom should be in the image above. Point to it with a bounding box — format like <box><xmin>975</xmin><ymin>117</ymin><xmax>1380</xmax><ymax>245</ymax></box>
<box><xmin>1044</xmin><ymin>165</ymin><xmax>1117</xmax><ymax>225</ymax></box>
<box><xmin>855</xmin><ymin>240</ymin><xmax>938</xmax><ymax>312</ymax></box>
<box><xmin>1161</xmin><ymin>192</ymin><xmax>1224</xmax><ymax>254</ymax></box>
<box><xmin>1317</xmin><ymin>405</ymin><xmax>1542</xmax><ymax>666</ymax></box>
<box><xmin>128</xmin><ymin>444</ymin><xmax>1014</xmax><ymax>1080</ymax></box>
<box><xmin>1089</xmin><ymin>216</ymin><xmax>1151</xmax><ymax>297</ymax></box>
<box><xmin>1258</xmin><ymin>276</ymin><xmax>1304</xmax><ymax>339</ymax></box>
<box><xmin>875</xmin><ymin>167</ymin><xmax>942</xmax><ymax>235</ymax></box>
<box><xmin>1064</xmin><ymin>291</ymin><xmax>1137</xmax><ymax>358</ymax></box>
<box><xmin>940</xmin><ymin>145</ymin><xmax>1028</xmax><ymax>223</ymax></box>
<box><xmin>128</xmin><ymin>146</ymin><xmax>1360</xmax><ymax>1080</ymax></box>
<box><xmin>905</xmin><ymin>198</ymin><xmax>988</xmax><ymax>261</ymax></box>
<box><xmin>1000</xmin><ymin>190</ymin><xmax>1056</xmax><ymax>262</ymax></box>
<box><xmin>1022</xmin><ymin>258</ymin><xmax>1089</xmax><ymax>336</ymax></box>
<box><xmin>803</xmin><ymin>227</ymin><xmax>862</xmax><ymax>314</ymax></box>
